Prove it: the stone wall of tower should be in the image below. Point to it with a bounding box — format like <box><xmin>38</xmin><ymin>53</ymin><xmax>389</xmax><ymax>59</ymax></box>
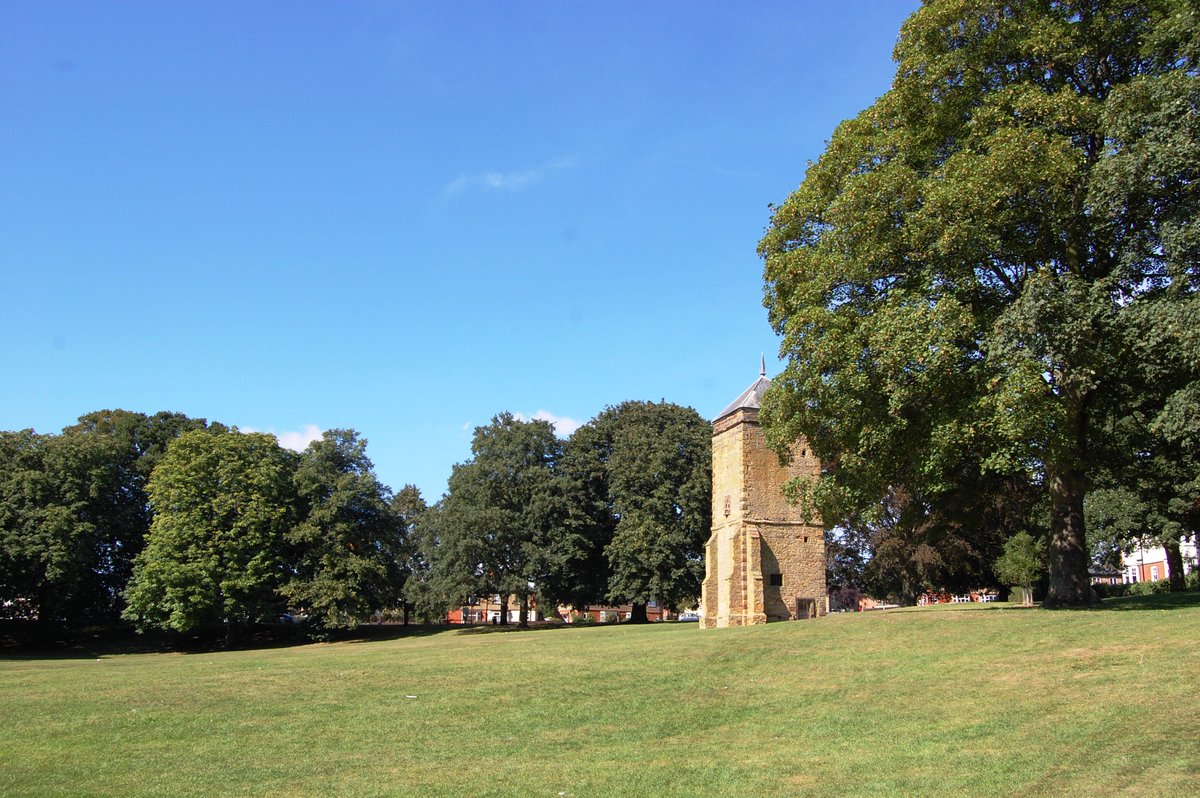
<box><xmin>701</xmin><ymin>405</ymin><xmax>826</xmax><ymax>628</ymax></box>
<box><xmin>739</xmin><ymin>411</ymin><xmax>818</xmax><ymax>524</ymax></box>
<box><xmin>701</xmin><ymin>413</ymin><xmax>746</xmax><ymax>628</ymax></box>
<box><xmin>740</xmin><ymin>410</ymin><xmax>826</xmax><ymax>620</ymax></box>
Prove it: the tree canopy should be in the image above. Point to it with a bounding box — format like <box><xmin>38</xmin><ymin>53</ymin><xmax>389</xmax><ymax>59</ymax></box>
<box><xmin>564</xmin><ymin>401</ymin><xmax>711</xmax><ymax>619</ymax></box>
<box><xmin>123</xmin><ymin>429</ymin><xmax>299</xmax><ymax>632</ymax></box>
<box><xmin>0</xmin><ymin>410</ymin><xmax>215</xmax><ymax>625</ymax></box>
<box><xmin>760</xmin><ymin>0</ymin><xmax>1198</xmax><ymax>607</ymax></box>
<box><xmin>416</xmin><ymin>413</ymin><xmax>564</xmax><ymax>627</ymax></box>
<box><xmin>3</xmin><ymin>398</ymin><xmax>715</xmax><ymax>633</ymax></box>
<box><xmin>0</xmin><ymin>430</ymin><xmax>121</xmax><ymax>624</ymax></box>
<box><xmin>995</xmin><ymin>531</ymin><xmax>1046</xmax><ymax>605</ymax></box>
<box><xmin>284</xmin><ymin>429</ymin><xmax>404</xmax><ymax>631</ymax></box>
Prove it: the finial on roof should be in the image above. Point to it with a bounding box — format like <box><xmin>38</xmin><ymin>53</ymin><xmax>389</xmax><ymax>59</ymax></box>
<box><xmin>715</xmin><ymin>360</ymin><xmax>772</xmax><ymax>420</ymax></box>
<box><xmin>760</xmin><ymin>353</ymin><xmax>766</xmax><ymax>377</ymax></box>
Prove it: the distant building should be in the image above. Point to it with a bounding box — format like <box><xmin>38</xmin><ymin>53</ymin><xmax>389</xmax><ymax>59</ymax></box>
<box><xmin>916</xmin><ymin>591</ymin><xmax>1000</xmax><ymax>606</ymax></box>
<box><xmin>445</xmin><ymin>597</ymin><xmax>673</xmax><ymax>624</ymax></box>
<box><xmin>1088</xmin><ymin>565</ymin><xmax>1122</xmax><ymax>586</ymax></box>
<box><xmin>556</xmin><ymin>602</ymin><xmax>670</xmax><ymax>623</ymax></box>
<box><xmin>446</xmin><ymin>594</ymin><xmax>542</xmax><ymax>625</ymax></box>
<box><xmin>700</xmin><ymin>360</ymin><xmax>827</xmax><ymax>628</ymax></box>
<box><xmin>1122</xmin><ymin>535</ymin><xmax>1198</xmax><ymax>584</ymax></box>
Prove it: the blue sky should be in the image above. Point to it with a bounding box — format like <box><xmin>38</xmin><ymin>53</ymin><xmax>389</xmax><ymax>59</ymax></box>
<box><xmin>1</xmin><ymin>1</ymin><xmax>919</xmax><ymax>501</ymax></box>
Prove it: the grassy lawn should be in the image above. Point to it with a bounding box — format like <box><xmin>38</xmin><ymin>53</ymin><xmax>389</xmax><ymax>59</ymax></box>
<box><xmin>3</xmin><ymin>594</ymin><xmax>1197</xmax><ymax>798</ymax></box>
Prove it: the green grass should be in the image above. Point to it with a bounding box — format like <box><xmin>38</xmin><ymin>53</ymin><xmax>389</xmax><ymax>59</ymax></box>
<box><xmin>3</xmin><ymin>594</ymin><xmax>1198</xmax><ymax>797</ymax></box>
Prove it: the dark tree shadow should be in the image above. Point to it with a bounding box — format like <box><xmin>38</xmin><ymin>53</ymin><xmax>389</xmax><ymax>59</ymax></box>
<box><xmin>1094</xmin><ymin>591</ymin><xmax>1200</xmax><ymax>611</ymax></box>
<box><xmin>0</xmin><ymin>621</ymin><xmax>452</xmax><ymax>660</ymax></box>
<box><xmin>453</xmin><ymin>621</ymin><xmax>573</xmax><ymax>636</ymax></box>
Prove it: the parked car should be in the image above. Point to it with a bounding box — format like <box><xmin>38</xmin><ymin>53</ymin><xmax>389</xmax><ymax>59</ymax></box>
<box><xmin>676</xmin><ymin>611</ymin><xmax>700</xmax><ymax>622</ymax></box>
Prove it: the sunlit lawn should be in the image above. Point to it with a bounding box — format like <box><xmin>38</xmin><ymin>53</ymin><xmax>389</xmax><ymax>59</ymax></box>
<box><xmin>3</xmin><ymin>593</ymin><xmax>1197</xmax><ymax>797</ymax></box>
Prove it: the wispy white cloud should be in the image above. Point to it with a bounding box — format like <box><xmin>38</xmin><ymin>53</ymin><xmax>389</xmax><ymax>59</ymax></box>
<box><xmin>240</xmin><ymin>423</ymin><xmax>324</xmax><ymax>452</ymax></box>
<box><xmin>442</xmin><ymin>157</ymin><xmax>575</xmax><ymax>198</ymax></box>
<box><xmin>515</xmin><ymin>410</ymin><xmax>582</xmax><ymax>437</ymax></box>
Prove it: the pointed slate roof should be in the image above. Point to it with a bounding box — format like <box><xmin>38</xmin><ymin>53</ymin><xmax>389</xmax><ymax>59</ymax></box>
<box><xmin>715</xmin><ymin>356</ymin><xmax>770</xmax><ymax>422</ymax></box>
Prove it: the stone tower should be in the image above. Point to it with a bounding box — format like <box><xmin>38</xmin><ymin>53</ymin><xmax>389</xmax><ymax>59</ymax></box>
<box><xmin>700</xmin><ymin>360</ymin><xmax>827</xmax><ymax>628</ymax></box>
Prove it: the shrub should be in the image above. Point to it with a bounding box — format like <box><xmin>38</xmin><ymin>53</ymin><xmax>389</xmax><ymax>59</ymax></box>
<box><xmin>995</xmin><ymin>532</ymin><xmax>1044</xmax><ymax>606</ymax></box>
<box><xmin>1092</xmin><ymin>583</ymin><xmax>1129</xmax><ymax>599</ymax></box>
<box><xmin>1126</xmin><ymin>579</ymin><xmax>1171</xmax><ymax>596</ymax></box>
<box><xmin>830</xmin><ymin>587</ymin><xmax>863</xmax><ymax>612</ymax></box>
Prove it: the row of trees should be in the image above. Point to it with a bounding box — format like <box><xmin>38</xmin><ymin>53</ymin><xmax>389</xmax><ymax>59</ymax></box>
<box><xmin>0</xmin><ymin>410</ymin><xmax>423</xmax><ymax>633</ymax></box>
<box><xmin>0</xmin><ymin>410</ymin><xmax>220</xmax><ymax>626</ymax></box>
<box><xmin>0</xmin><ymin>401</ymin><xmax>711</xmax><ymax>633</ymax></box>
<box><xmin>760</xmin><ymin>0</ymin><xmax>1198</xmax><ymax>606</ymax></box>
<box><xmin>123</xmin><ymin>427</ymin><xmax>420</xmax><ymax>634</ymax></box>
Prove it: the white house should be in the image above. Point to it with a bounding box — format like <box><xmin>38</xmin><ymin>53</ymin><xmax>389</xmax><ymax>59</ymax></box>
<box><xmin>1123</xmin><ymin>534</ymin><xmax>1198</xmax><ymax>584</ymax></box>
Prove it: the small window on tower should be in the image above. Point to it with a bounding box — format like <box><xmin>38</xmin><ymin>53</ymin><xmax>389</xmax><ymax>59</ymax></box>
<box><xmin>769</xmin><ymin>573</ymin><xmax>783</xmax><ymax>587</ymax></box>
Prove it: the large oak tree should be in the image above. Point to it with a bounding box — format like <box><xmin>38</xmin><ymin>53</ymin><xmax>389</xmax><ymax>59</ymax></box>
<box><xmin>0</xmin><ymin>430</ymin><xmax>122</xmax><ymax>625</ymax></box>
<box><xmin>0</xmin><ymin>410</ymin><xmax>213</xmax><ymax>625</ymax></box>
<box><xmin>123</xmin><ymin>430</ymin><xmax>298</xmax><ymax>632</ymax></box>
<box><xmin>284</xmin><ymin>429</ymin><xmax>404</xmax><ymax>631</ymax></box>
<box><xmin>565</xmin><ymin>401</ymin><xmax>711</xmax><ymax>621</ymax></box>
<box><xmin>419</xmin><ymin>413</ymin><xmax>563</xmax><ymax>627</ymax></box>
<box><xmin>760</xmin><ymin>0</ymin><xmax>1197</xmax><ymax>606</ymax></box>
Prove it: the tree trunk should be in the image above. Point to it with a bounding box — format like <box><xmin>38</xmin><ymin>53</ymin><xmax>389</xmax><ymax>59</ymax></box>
<box><xmin>35</xmin><ymin>585</ymin><xmax>53</xmax><ymax>629</ymax></box>
<box><xmin>1043</xmin><ymin>379</ymin><xmax>1099</xmax><ymax>609</ymax></box>
<box><xmin>1165</xmin><ymin>537</ymin><xmax>1186</xmax><ymax>591</ymax></box>
<box><xmin>1044</xmin><ymin>465</ymin><xmax>1097</xmax><ymax>608</ymax></box>
<box><xmin>629</xmin><ymin>602</ymin><xmax>649</xmax><ymax>624</ymax></box>
<box><xmin>496</xmin><ymin>595</ymin><xmax>508</xmax><ymax>626</ymax></box>
<box><xmin>518</xmin><ymin>594</ymin><xmax>529</xmax><ymax>628</ymax></box>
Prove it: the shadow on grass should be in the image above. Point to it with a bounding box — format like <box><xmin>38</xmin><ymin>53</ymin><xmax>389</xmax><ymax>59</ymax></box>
<box><xmin>449</xmin><ymin>620</ymin><xmax>671</xmax><ymax>635</ymax></box>
<box><xmin>998</xmin><ymin>591</ymin><xmax>1200</xmax><ymax>613</ymax></box>
<box><xmin>0</xmin><ymin>621</ymin><xmax>452</xmax><ymax>660</ymax></box>
<box><xmin>0</xmin><ymin>617</ymin><xmax>682</xmax><ymax>659</ymax></box>
<box><xmin>454</xmin><ymin>621</ymin><xmax>570</xmax><ymax>636</ymax></box>
<box><xmin>838</xmin><ymin>591</ymin><xmax>1199</xmax><ymax>615</ymax></box>
<box><xmin>1095</xmin><ymin>591</ymin><xmax>1200</xmax><ymax>611</ymax></box>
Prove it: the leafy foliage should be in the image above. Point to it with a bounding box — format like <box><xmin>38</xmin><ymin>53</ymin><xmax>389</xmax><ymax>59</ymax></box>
<box><xmin>283</xmin><ymin>430</ymin><xmax>404</xmax><ymax>631</ymax></box>
<box><xmin>760</xmin><ymin>0</ymin><xmax>1198</xmax><ymax>607</ymax></box>
<box><xmin>0</xmin><ymin>411</ymin><xmax>213</xmax><ymax>624</ymax></box>
<box><xmin>414</xmin><ymin>413</ymin><xmax>563</xmax><ymax>627</ymax></box>
<box><xmin>994</xmin><ymin>531</ymin><xmax>1046</xmax><ymax>605</ymax></box>
<box><xmin>824</xmin><ymin>528</ymin><xmax>867</xmax><ymax>594</ymax></box>
<box><xmin>389</xmin><ymin>483</ymin><xmax>428</xmax><ymax>622</ymax></box>
<box><xmin>0</xmin><ymin>430</ymin><xmax>119</xmax><ymax>623</ymax></box>
<box><xmin>61</xmin><ymin>410</ymin><xmax>216</xmax><ymax>613</ymax></box>
<box><xmin>566</xmin><ymin>401</ymin><xmax>711</xmax><ymax>615</ymax></box>
<box><xmin>1088</xmin><ymin>291</ymin><xmax>1200</xmax><ymax>590</ymax></box>
<box><xmin>123</xmin><ymin>430</ymin><xmax>299</xmax><ymax>632</ymax></box>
